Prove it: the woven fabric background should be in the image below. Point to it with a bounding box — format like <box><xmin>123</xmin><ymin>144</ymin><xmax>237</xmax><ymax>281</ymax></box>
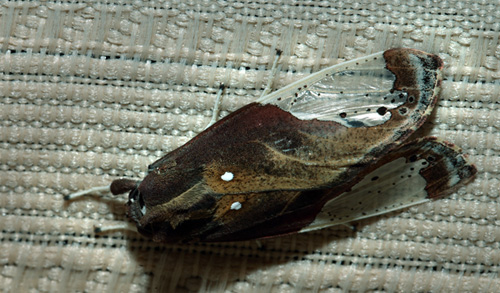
<box><xmin>1</xmin><ymin>1</ymin><xmax>499</xmax><ymax>292</ymax></box>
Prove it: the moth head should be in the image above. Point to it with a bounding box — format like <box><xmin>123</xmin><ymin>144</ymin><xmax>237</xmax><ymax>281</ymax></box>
<box><xmin>109</xmin><ymin>178</ymin><xmax>146</xmax><ymax>227</ymax></box>
<box><xmin>109</xmin><ymin>178</ymin><xmax>162</xmax><ymax>239</ymax></box>
<box><xmin>110</xmin><ymin>173</ymin><xmax>218</xmax><ymax>242</ymax></box>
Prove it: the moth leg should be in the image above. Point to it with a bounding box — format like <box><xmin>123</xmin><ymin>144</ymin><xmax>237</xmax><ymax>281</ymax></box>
<box><xmin>64</xmin><ymin>185</ymin><xmax>111</xmax><ymax>200</ymax></box>
<box><xmin>94</xmin><ymin>222</ymin><xmax>137</xmax><ymax>234</ymax></box>
<box><xmin>339</xmin><ymin>223</ymin><xmax>357</xmax><ymax>232</ymax></box>
<box><xmin>65</xmin><ymin>178</ymin><xmax>138</xmax><ymax>200</ymax></box>
<box><xmin>203</xmin><ymin>50</ymin><xmax>282</xmax><ymax>130</ymax></box>
<box><xmin>259</xmin><ymin>49</ymin><xmax>282</xmax><ymax>99</ymax></box>
<box><xmin>254</xmin><ymin>239</ymin><xmax>262</xmax><ymax>248</ymax></box>
<box><xmin>203</xmin><ymin>84</ymin><xmax>226</xmax><ymax>130</ymax></box>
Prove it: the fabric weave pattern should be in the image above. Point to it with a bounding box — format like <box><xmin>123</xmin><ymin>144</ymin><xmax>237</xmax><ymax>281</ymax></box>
<box><xmin>0</xmin><ymin>1</ymin><xmax>498</xmax><ymax>292</ymax></box>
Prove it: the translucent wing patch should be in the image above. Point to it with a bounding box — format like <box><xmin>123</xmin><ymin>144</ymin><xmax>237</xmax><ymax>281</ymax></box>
<box><xmin>301</xmin><ymin>138</ymin><xmax>477</xmax><ymax>233</ymax></box>
<box><xmin>258</xmin><ymin>49</ymin><xmax>443</xmax><ymax>128</ymax></box>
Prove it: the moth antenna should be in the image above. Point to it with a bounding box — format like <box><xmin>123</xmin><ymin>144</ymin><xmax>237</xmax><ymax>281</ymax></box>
<box><xmin>203</xmin><ymin>84</ymin><xmax>226</xmax><ymax>130</ymax></box>
<box><xmin>64</xmin><ymin>185</ymin><xmax>111</xmax><ymax>201</ymax></box>
<box><xmin>94</xmin><ymin>223</ymin><xmax>137</xmax><ymax>234</ymax></box>
<box><xmin>259</xmin><ymin>49</ymin><xmax>282</xmax><ymax>99</ymax></box>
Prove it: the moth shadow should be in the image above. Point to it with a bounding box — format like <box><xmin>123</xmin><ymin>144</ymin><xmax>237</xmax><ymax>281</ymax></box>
<box><xmin>121</xmin><ymin>224</ymin><xmax>363</xmax><ymax>291</ymax></box>
<box><xmin>82</xmin><ymin>199</ymin><xmax>415</xmax><ymax>291</ymax></box>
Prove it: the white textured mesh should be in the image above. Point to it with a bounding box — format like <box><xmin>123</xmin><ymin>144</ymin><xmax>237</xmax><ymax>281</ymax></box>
<box><xmin>1</xmin><ymin>1</ymin><xmax>499</xmax><ymax>292</ymax></box>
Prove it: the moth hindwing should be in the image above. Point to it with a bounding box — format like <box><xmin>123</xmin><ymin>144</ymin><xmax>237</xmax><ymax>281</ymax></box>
<box><xmin>74</xmin><ymin>48</ymin><xmax>476</xmax><ymax>242</ymax></box>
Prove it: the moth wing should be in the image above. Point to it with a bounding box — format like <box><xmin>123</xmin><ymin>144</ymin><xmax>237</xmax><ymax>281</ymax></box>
<box><xmin>133</xmin><ymin>137</ymin><xmax>476</xmax><ymax>242</ymax></box>
<box><xmin>300</xmin><ymin>137</ymin><xmax>477</xmax><ymax>233</ymax></box>
<box><xmin>199</xmin><ymin>48</ymin><xmax>444</xmax><ymax>195</ymax></box>
<box><xmin>258</xmin><ymin>48</ymin><xmax>442</xmax><ymax>128</ymax></box>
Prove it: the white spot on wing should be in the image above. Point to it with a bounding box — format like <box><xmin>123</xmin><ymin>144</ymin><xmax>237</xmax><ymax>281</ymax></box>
<box><xmin>449</xmin><ymin>174</ymin><xmax>460</xmax><ymax>186</ymax></box>
<box><xmin>141</xmin><ymin>205</ymin><xmax>146</xmax><ymax>215</ymax></box>
<box><xmin>230</xmin><ymin>202</ymin><xmax>242</xmax><ymax>210</ymax></box>
<box><xmin>221</xmin><ymin>171</ymin><xmax>234</xmax><ymax>181</ymax></box>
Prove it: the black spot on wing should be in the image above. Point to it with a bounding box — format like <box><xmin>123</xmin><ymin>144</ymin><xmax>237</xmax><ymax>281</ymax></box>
<box><xmin>347</xmin><ymin>120</ymin><xmax>365</xmax><ymax>128</ymax></box>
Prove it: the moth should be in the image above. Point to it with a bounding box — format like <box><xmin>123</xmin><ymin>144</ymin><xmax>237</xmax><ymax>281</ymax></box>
<box><xmin>67</xmin><ymin>48</ymin><xmax>476</xmax><ymax>242</ymax></box>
